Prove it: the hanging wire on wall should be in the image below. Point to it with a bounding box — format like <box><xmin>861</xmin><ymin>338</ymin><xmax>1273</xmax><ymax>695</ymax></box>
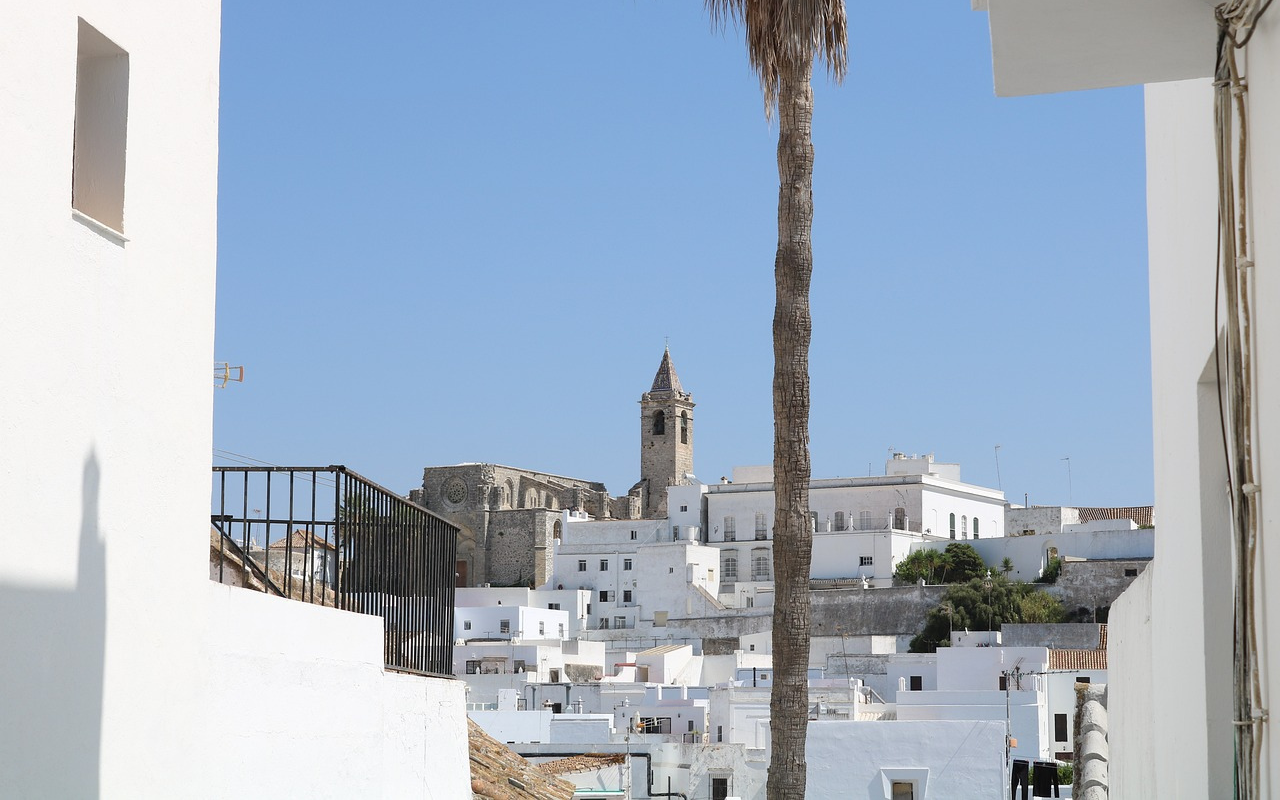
<box><xmin>1212</xmin><ymin>2</ymin><xmax>1273</xmax><ymax>795</ymax></box>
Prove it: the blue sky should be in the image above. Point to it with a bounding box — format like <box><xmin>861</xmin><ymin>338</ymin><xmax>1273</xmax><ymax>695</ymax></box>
<box><xmin>213</xmin><ymin>2</ymin><xmax>1152</xmax><ymax>508</ymax></box>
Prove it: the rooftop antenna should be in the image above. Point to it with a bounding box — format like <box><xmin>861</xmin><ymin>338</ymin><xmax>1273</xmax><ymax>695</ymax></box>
<box><xmin>1061</xmin><ymin>457</ymin><xmax>1073</xmax><ymax>505</ymax></box>
<box><xmin>994</xmin><ymin>445</ymin><xmax>1003</xmax><ymax>490</ymax></box>
<box><xmin>214</xmin><ymin>362</ymin><xmax>244</xmax><ymax>389</ymax></box>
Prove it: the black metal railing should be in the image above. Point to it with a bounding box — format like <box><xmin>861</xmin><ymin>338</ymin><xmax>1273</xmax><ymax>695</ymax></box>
<box><xmin>211</xmin><ymin>465</ymin><xmax>457</xmax><ymax>676</ymax></box>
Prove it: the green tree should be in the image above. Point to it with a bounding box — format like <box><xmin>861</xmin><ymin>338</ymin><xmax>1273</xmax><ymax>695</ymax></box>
<box><xmin>1019</xmin><ymin>589</ymin><xmax>1065</xmax><ymax>623</ymax></box>
<box><xmin>895</xmin><ymin>549</ymin><xmax>944</xmax><ymax>584</ymax></box>
<box><xmin>909</xmin><ymin>576</ymin><xmax>1041</xmax><ymax>652</ymax></box>
<box><xmin>705</xmin><ymin>2</ymin><xmax>847</xmax><ymax>796</ymax></box>
<box><xmin>1000</xmin><ymin>556</ymin><xmax>1015</xmax><ymax>576</ymax></box>
<box><xmin>941</xmin><ymin>542</ymin><xmax>988</xmax><ymax>582</ymax></box>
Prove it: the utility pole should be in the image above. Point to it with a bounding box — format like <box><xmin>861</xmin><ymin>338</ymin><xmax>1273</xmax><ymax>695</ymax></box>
<box><xmin>1061</xmin><ymin>457</ymin><xmax>1073</xmax><ymax>505</ymax></box>
<box><xmin>994</xmin><ymin>444</ymin><xmax>1003</xmax><ymax>490</ymax></box>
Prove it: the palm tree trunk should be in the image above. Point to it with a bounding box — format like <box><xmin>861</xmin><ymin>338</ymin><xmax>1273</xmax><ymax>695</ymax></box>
<box><xmin>767</xmin><ymin>53</ymin><xmax>815</xmax><ymax>800</ymax></box>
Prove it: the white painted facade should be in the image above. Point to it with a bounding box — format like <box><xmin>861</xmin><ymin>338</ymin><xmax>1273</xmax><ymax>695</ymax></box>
<box><xmin>977</xmin><ymin>3</ymin><xmax>1280</xmax><ymax>796</ymax></box>
<box><xmin>805</xmin><ymin>720</ymin><xmax>1006</xmax><ymax>799</ymax></box>
<box><xmin>701</xmin><ymin>455</ymin><xmax>1004</xmax><ymax>597</ymax></box>
<box><xmin>1046</xmin><ymin>670</ymin><xmax>1107</xmax><ymax>760</ymax></box>
<box><xmin>0</xmin><ymin>6</ymin><xmax>469</xmax><ymax>796</ymax></box>
<box><xmin>547</xmin><ymin>515</ymin><xmax>723</xmax><ymax>632</ymax></box>
<box><xmin>894</xmin><ymin>646</ymin><xmax>1052</xmax><ymax>762</ymax></box>
<box><xmin>915</xmin><ymin>525</ymin><xmax>1155</xmax><ymax>582</ymax></box>
<box><xmin>455</xmin><ymin>604</ymin><xmax>570</xmax><ymax>642</ymax></box>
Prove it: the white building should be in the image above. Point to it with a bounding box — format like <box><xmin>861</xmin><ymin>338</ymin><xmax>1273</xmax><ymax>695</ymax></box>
<box><xmin>545</xmin><ymin>514</ymin><xmax>724</xmax><ymax>633</ymax></box>
<box><xmin>677</xmin><ymin>454</ymin><xmax>1005</xmax><ymax>598</ymax></box>
<box><xmin>916</xmin><ymin>520</ymin><xmax>1155</xmax><ymax>582</ymax></box>
<box><xmin>894</xmin><ymin>645</ymin><xmax>1052</xmax><ymax>762</ymax></box>
<box><xmin>974</xmin><ymin>2</ymin><xmax>1280</xmax><ymax>796</ymax></box>
<box><xmin>0</xmin><ymin>4</ymin><xmax>469</xmax><ymax>796</ymax></box>
<box><xmin>805</xmin><ymin>719</ymin><xmax>1006</xmax><ymax>799</ymax></box>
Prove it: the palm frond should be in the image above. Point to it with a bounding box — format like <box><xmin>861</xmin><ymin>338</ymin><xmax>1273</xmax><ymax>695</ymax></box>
<box><xmin>706</xmin><ymin>0</ymin><xmax>848</xmax><ymax>112</ymax></box>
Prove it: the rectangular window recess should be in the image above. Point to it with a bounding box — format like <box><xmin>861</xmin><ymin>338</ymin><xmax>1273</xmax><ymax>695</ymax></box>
<box><xmin>71</xmin><ymin>208</ymin><xmax>128</xmax><ymax>244</ymax></box>
<box><xmin>73</xmin><ymin>19</ymin><xmax>130</xmax><ymax>237</ymax></box>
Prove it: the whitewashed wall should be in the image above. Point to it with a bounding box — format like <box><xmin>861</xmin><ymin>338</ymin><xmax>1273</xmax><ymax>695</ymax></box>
<box><xmin>205</xmin><ymin>585</ymin><xmax>470</xmax><ymax>797</ymax></box>
<box><xmin>1131</xmin><ymin>75</ymin><xmax>1235</xmax><ymax>798</ymax></box>
<box><xmin>941</xmin><ymin>526</ymin><xmax>1155</xmax><ymax>580</ymax></box>
<box><xmin>470</xmin><ymin>709</ymin><xmax>552</xmax><ymax>744</ymax></box>
<box><xmin>0</xmin><ymin>2</ymin><xmax>219</xmax><ymax>794</ymax></box>
<box><xmin>456</xmin><ymin>605</ymin><xmax>569</xmax><ymax>641</ymax></box>
<box><xmin>805</xmin><ymin>720</ymin><xmax>1005</xmax><ymax>799</ymax></box>
<box><xmin>0</xmin><ymin>5</ymin><xmax>471</xmax><ymax>797</ymax></box>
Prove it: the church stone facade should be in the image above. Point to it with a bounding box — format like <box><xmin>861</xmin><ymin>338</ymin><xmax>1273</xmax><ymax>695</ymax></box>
<box><xmin>412</xmin><ymin>348</ymin><xmax>696</xmax><ymax>587</ymax></box>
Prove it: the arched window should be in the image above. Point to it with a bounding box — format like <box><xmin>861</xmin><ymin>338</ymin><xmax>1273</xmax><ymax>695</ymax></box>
<box><xmin>751</xmin><ymin>548</ymin><xmax>771</xmax><ymax>581</ymax></box>
<box><xmin>755</xmin><ymin>513</ymin><xmax>768</xmax><ymax>540</ymax></box>
<box><xmin>961</xmin><ymin>516</ymin><xmax>968</xmax><ymax>537</ymax></box>
<box><xmin>721</xmin><ymin>553</ymin><xmax>738</xmax><ymax>581</ymax></box>
<box><xmin>973</xmin><ymin>518</ymin><xmax>980</xmax><ymax>537</ymax></box>
<box><xmin>834</xmin><ymin>511</ymin><xmax>846</xmax><ymax>531</ymax></box>
<box><xmin>525</xmin><ymin>489</ymin><xmax>538</xmax><ymax>508</ymax></box>
<box><xmin>652</xmin><ymin>410</ymin><xmax>666</xmax><ymax>435</ymax></box>
<box><xmin>894</xmin><ymin>507</ymin><xmax>906</xmax><ymax>530</ymax></box>
<box><xmin>680</xmin><ymin>412</ymin><xmax>689</xmax><ymax>444</ymax></box>
<box><xmin>553</xmin><ymin>520</ymin><xmax>562</xmax><ymax>540</ymax></box>
<box><xmin>949</xmin><ymin>513</ymin><xmax>956</xmax><ymax>539</ymax></box>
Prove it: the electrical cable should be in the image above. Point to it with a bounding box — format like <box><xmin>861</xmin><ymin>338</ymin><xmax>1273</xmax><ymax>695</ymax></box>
<box><xmin>1211</xmin><ymin>3</ymin><xmax>1272</xmax><ymax>794</ymax></box>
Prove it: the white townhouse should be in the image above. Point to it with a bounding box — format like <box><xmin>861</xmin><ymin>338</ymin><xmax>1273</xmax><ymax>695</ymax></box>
<box><xmin>670</xmin><ymin>454</ymin><xmax>1005</xmax><ymax>598</ymax></box>
<box><xmin>543</xmin><ymin>514</ymin><xmax>723</xmax><ymax>634</ymax></box>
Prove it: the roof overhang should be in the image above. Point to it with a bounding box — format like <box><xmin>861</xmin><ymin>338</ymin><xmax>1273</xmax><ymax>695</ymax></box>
<box><xmin>974</xmin><ymin>0</ymin><xmax>1219</xmax><ymax>96</ymax></box>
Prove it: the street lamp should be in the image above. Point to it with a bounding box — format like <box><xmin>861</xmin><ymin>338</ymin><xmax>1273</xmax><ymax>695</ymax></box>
<box><xmin>982</xmin><ymin>570</ymin><xmax>994</xmax><ymax>633</ymax></box>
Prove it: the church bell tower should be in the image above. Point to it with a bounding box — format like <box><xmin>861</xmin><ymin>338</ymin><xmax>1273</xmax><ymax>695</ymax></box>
<box><xmin>639</xmin><ymin>347</ymin><xmax>694</xmax><ymax>518</ymax></box>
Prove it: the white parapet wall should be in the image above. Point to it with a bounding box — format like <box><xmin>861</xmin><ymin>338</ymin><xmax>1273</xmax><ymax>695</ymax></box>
<box><xmin>204</xmin><ymin>584</ymin><xmax>471</xmax><ymax>797</ymax></box>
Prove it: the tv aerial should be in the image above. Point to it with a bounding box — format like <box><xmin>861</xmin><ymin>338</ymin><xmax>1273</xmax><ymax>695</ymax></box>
<box><xmin>214</xmin><ymin>362</ymin><xmax>245</xmax><ymax>389</ymax></box>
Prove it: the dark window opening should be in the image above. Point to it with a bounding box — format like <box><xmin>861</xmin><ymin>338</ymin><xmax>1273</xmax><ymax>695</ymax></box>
<box><xmin>909</xmin><ymin>675</ymin><xmax>922</xmax><ymax>691</ymax></box>
<box><xmin>653</xmin><ymin>410</ymin><xmax>666</xmax><ymax>435</ymax></box>
<box><xmin>1055</xmin><ymin>713</ymin><xmax>1068</xmax><ymax>742</ymax></box>
<box><xmin>712</xmin><ymin>777</ymin><xmax>729</xmax><ymax>800</ymax></box>
<box><xmin>680</xmin><ymin>411</ymin><xmax>689</xmax><ymax>444</ymax></box>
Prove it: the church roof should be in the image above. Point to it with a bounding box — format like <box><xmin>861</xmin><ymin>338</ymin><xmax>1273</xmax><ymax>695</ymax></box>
<box><xmin>650</xmin><ymin>347</ymin><xmax>684</xmax><ymax>395</ymax></box>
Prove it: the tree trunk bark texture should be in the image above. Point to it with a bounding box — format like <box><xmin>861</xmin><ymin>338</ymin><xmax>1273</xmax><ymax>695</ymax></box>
<box><xmin>767</xmin><ymin>55</ymin><xmax>815</xmax><ymax>800</ymax></box>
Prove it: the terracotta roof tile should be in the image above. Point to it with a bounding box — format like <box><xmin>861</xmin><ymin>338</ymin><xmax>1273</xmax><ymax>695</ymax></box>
<box><xmin>537</xmin><ymin>754</ymin><xmax>626</xmax><ymax>776</ymax></box>
<box><xmin>1074</xmin><ymin>506</ymin><xmax>1154</xmax><ymax>527</ymax></box>
<box><xmin>268</xmin><ymin>529</ymin><xmax>336</xmax><ymax>551</ymax></box>
<box><xmin>1050</xmin><ymin>648</ymin><xmax>1108</xmax><ymax>671</ymax></box>
<box><xmin>468</xmin><ymin>719</ymin><xmax>575</xmax><ymax>800</ymax></box>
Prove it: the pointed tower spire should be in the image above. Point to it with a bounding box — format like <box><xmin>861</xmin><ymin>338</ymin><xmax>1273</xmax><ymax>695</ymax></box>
<box><xmin>638</xmin><ymin>346</ymin><xmax>695</xmax><ymax>518</ymax></box>
<box><xmin>649</xmin><ymin>347</ymin><xmax>684</xmax><ymax>396</ymax></box>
